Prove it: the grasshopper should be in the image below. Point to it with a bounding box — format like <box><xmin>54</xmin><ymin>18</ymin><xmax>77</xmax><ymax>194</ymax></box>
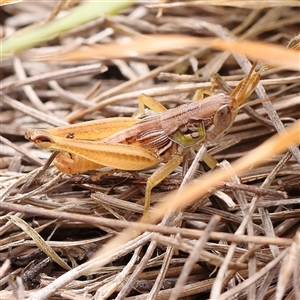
<box><xmin>25</xmin><ymin>64</ymin><xmax>261</xmax><ymax>213</ymax></box>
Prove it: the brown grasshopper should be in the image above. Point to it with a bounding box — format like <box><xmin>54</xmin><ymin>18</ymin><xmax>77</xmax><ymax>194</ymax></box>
<box><xmin>25</xmin><ymin>64</ymin><xmax>261</xmax><ymax>213</ymax></box>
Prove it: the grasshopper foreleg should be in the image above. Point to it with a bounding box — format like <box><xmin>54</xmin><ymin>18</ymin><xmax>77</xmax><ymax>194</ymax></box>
<box><xmin>192</xmin><ymin>88</ymin><xmax>214</xmax><ymax>101</ymax></box>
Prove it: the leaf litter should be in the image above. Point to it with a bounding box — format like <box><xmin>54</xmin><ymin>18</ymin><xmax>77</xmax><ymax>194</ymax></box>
<box><xmin>0</xmin><ymin>1</ymin><xmax>299</xmax><ymax>300</ymax></box>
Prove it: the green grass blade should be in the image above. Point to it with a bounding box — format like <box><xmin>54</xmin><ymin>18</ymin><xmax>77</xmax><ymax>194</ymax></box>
<box><xmin>1</xmin><ymin>1</ymin><xmax>135</xmax><ymax>56</ymax></box>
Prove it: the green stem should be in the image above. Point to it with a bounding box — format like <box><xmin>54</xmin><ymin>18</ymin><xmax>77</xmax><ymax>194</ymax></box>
<box><xmin>1</xmin><ymin>1</ymin><xmax>135</xmax><ymax>56</ymax></box>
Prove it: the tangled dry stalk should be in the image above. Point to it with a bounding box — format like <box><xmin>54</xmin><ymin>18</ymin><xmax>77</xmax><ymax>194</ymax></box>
<box><xmin>1</xmin><ymin>1</ymin><xmax>300</xmax><ymax>300</ymax></box>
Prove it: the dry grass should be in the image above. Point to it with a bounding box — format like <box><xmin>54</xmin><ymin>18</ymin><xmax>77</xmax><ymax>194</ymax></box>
<box><xmin>1</xmin><ymin>1</ymin><xmax>300</xmax><ymax>300</ymax></box>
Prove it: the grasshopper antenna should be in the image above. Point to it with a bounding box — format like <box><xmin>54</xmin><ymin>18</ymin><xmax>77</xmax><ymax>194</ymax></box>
<box><xmin>231</xmin><ymin>61</ymin><xmax>261</xmax><ymax>107</ymax></box>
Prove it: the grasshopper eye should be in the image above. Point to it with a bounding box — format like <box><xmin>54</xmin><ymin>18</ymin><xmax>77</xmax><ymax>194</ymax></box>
<box><xmin>214</xmin><ymin>104</ymin><xmax>233</xmax><ymax>129</ymax></box>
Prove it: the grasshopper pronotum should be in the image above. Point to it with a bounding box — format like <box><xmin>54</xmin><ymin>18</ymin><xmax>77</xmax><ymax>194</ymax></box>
<box><xmin>25</xmin><ymin>64</ymin><xmax>261</xmax><ymax>213</ymax></box>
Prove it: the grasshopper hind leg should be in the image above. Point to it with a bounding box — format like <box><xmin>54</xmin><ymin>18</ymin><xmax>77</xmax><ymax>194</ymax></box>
<box><xmin>54</xmin><ymin>152</ymin><xmax>104</xmax><ymax>174</ymax></box>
